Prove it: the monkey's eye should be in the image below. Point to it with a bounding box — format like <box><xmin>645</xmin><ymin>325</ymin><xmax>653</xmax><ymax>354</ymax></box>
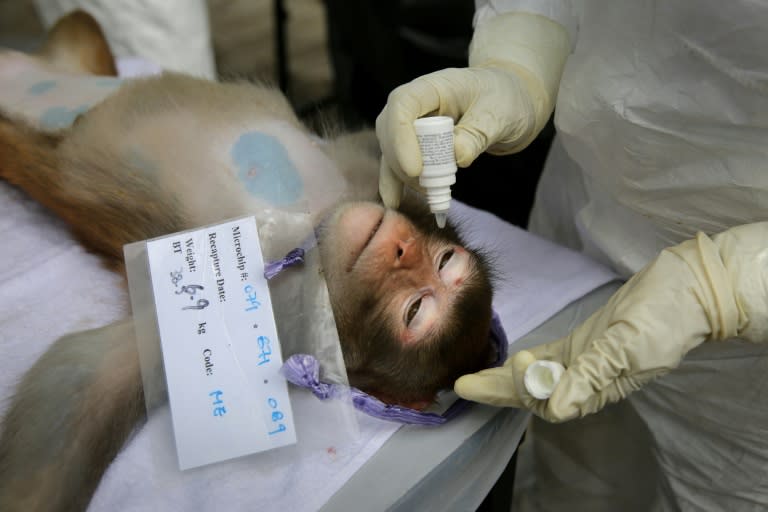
<box><xmin>405</xmin><ymin>297</ymin><xmax>422</xmax><ymax>326</ymax></box>
<box><xmin>438</xmin><ymin>249</ymin><xmax>454</xmax><ymax>270</ymax></box>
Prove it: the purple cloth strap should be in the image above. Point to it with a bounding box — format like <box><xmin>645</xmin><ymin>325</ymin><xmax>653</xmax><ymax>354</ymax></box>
<box><xmin>280</xmin><ymin>312</ymin><xmax>509</xmax><ymax>426</ymax></box>
<box><xmin>263</xmin><ymin>247</ymin><xmax>305</xmax><ymax>280</ymax></box>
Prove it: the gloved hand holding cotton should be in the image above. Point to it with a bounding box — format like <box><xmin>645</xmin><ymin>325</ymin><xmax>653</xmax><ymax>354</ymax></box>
<box><xmin>375</xmin><ymin>11</ymin><xmax>571</xmax><ymax>208</ymax></box>
<box><xmin>455</xmin><ymin>222</ymin><xmax>768</xmax><ymax>422</ymax></box>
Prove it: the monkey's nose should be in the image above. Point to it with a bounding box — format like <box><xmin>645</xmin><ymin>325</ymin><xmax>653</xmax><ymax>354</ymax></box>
<box><xmin>395</xmin><ymin>238</ymin><xmax>416</xmax><ymax>266</ymax></box>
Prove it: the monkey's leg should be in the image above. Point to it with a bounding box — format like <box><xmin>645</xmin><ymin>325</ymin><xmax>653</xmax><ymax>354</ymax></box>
<box><xmin>0</xmin><ymin>319</ymin><xmax>145</xmax><ymax>512</ymax></box>
<box><xmin>0</xmin><ymin>110</ymin><xmax>64</xmax><ymax>195</ymax></box>
<box><xmin>0</xmin><ymin>113</ymin><xmax>118</xmax><ymax>263</ymax></box>
<box><xmin>0</xmin><ymin>109</ymin><xmax>185</xmax><ymax>270</ymax></box>
<box><xmin>35</xmin><ymin>9</ymin><xmax>118</xmax><ymax>77</ymax></box>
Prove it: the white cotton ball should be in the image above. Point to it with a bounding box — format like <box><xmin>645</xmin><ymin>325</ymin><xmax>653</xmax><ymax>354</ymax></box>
<box><xmin>524</xmin><ymin>360</ymin><xmax>565</xmax><ymax>400</ymax></box>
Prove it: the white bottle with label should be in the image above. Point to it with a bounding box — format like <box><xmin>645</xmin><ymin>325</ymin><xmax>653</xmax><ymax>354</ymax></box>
<box><xmin>413</xmin><ymin>116</ymin><xmax>458</xmax><ymax>228</ymax></box>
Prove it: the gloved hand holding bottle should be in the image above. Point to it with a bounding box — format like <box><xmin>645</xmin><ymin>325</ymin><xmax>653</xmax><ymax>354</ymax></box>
<box><xmin>455</xmin><ymin>222</ymin><xmax>768</xmax><ymax>422</ymax></box>
<box><xmin>375</xmin><ymin>11</ymin><xmax>571</xmax><ymax>207</ymax></box>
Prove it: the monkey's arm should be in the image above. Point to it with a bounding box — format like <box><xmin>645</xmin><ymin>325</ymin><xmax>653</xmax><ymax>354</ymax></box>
<box><xmin>0</xmin><ymin>318</ymin><xmax>146</xmax><ymax>512</ymax></box>
<box><xmin>0</xmin><ymin>106</ymin><xmax>190</xmax><ymax>271</ymax></box>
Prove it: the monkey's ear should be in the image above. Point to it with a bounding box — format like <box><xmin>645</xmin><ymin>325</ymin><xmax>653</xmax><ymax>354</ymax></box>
<box><xmin>35</xmin><ymin>9</ymin><xmax>118</xmax><ymax>76</ymax></box>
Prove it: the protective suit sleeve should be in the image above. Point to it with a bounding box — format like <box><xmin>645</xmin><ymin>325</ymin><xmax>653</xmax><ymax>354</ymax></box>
<box><xmin>473</xmin><ymin>0</ymin><xmax>579</xmax><ymax>43</ymax></box>
<box><xmin>375</xmin><ymin>9</ymin><xmax>572</xmax><ymax>207</ymax></box>
<box><xmin>455</xmin><ymin>222</ymin><xmax>768</xmax><ymax>422</ymax></box>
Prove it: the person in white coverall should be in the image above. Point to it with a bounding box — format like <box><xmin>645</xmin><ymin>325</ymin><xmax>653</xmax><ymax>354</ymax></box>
<box><xmin>376</xmin><ymin>1</ymin><xmax>768</xmax><ymax>510</ymax></box>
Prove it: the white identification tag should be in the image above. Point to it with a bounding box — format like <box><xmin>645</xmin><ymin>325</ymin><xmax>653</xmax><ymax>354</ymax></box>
<box><xmin>145</xmin><ymin>216</ymin><xmax>296</xmax><ymax>470</ymax></box>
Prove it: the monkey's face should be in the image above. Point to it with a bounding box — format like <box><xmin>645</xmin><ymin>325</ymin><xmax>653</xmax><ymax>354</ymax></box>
<box><xmin>318</xmin><ymin>199</ymin><xmax>495</xmax><ymax>409</ymax></box>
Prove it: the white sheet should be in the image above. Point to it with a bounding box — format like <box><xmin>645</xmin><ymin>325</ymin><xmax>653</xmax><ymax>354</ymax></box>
<box><xmin>0</xmin><ymin>180</ymin><xmax>615</xmax><ymax>510</ymax></box>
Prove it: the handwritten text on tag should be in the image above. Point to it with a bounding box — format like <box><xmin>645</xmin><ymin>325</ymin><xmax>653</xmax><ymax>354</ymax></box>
<box><xmin>147</xmin><ymin>217</ymin><xmax>296</xmax><ymax>470</ymax></box>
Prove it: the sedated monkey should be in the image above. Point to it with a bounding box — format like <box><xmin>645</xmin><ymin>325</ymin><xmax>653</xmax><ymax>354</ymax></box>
<box><xmin>0</xmin><ymin>11</ymin><xmax>496</xmax><ymax>512</ymax></box>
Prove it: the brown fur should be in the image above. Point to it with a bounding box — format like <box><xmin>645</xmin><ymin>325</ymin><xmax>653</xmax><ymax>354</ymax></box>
<box><xmin>0</xmin><ymin>108</ymin><xmax>185</xmax><ymax>271</ymax></box>
<box><xmin>0</xmin><ymin>320</ymin><xmax>143</xmax><ymax>511</ymax></box>
<box><xmin>334</xmin><ymin>199</ymin><xmax>495</xmax><ymax>405</ymax></box>
<box><xmin>35</xmin><ymin>10</ymin><xmax>118</xmax><ymax>76</ymax></box>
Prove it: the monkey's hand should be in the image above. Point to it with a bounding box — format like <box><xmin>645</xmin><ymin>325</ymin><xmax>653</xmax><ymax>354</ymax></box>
<box><xmin>455</xmin><ymin>222</ymin><xmax>768</xmax><ymax>422</ymax></box>
<box><xmin>375</xmin><ymin>11</ymin><xmax>571</xmax><ymax>207</ymax></box>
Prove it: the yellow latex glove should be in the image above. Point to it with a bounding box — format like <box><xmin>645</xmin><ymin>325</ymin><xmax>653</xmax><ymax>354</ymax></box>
<box><xmin>375</xmin><ymin>11</ymin><xmax>571</xmax><ymax>207</ymax></box>
<box><xmin>456</xmin><ymin>222</ymin><xmax>768</xmax><ymax>422</ymax></box>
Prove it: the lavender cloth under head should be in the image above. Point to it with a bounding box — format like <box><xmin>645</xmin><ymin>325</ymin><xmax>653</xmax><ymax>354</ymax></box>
<box><xmin>280</xmin><ymin>312</ymin><xmax>509</xmax><ymax>426</ymax></box>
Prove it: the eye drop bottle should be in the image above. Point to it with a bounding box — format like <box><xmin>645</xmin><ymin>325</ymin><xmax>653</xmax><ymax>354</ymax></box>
<box><xmin>413</xmin><ymin>116</ymin><xmax>457</xmax><ymax>228</ymax></box>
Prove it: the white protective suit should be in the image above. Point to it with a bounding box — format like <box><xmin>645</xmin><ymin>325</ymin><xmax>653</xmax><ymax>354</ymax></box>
<box><xmin>476</xmin><ymin>1</ymin><xmax>768</xmax><ymax>510</ymax></box>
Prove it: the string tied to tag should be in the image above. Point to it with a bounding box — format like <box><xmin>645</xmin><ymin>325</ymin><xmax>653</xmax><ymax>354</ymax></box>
<box><xmin>280</xmin><ymin>353</ymin><xmax>466</xmax><ymax>425</ymax></box>
<box><xmin>262</xmin><ymin>227</ymin><xmax>320</xmax><ymax>280</ymax></box>
<box><xmin>280</xmin><ymin>312</ymin><xmax>509</xmax><ymax>426</ymax></box>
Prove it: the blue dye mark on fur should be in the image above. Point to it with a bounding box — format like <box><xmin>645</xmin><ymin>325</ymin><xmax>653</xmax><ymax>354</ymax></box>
<box><xmin>126</xmin><ymin>147</ymin><xmax>158</xmax><ymax>174</ymax></box>
<box><xmin>40</xmin><ymin>105</ymin><xmax>90</xmax><ymax>130</ymax></box>
<box><xmin>231</xmin><ymin>131</ymin><xmax>302</xmax><ymax>205</ymax></box>
<box><xmin>27</xmin><ymin>80</ymin><xmax>57</xmax><ymax>96</ymax></box>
